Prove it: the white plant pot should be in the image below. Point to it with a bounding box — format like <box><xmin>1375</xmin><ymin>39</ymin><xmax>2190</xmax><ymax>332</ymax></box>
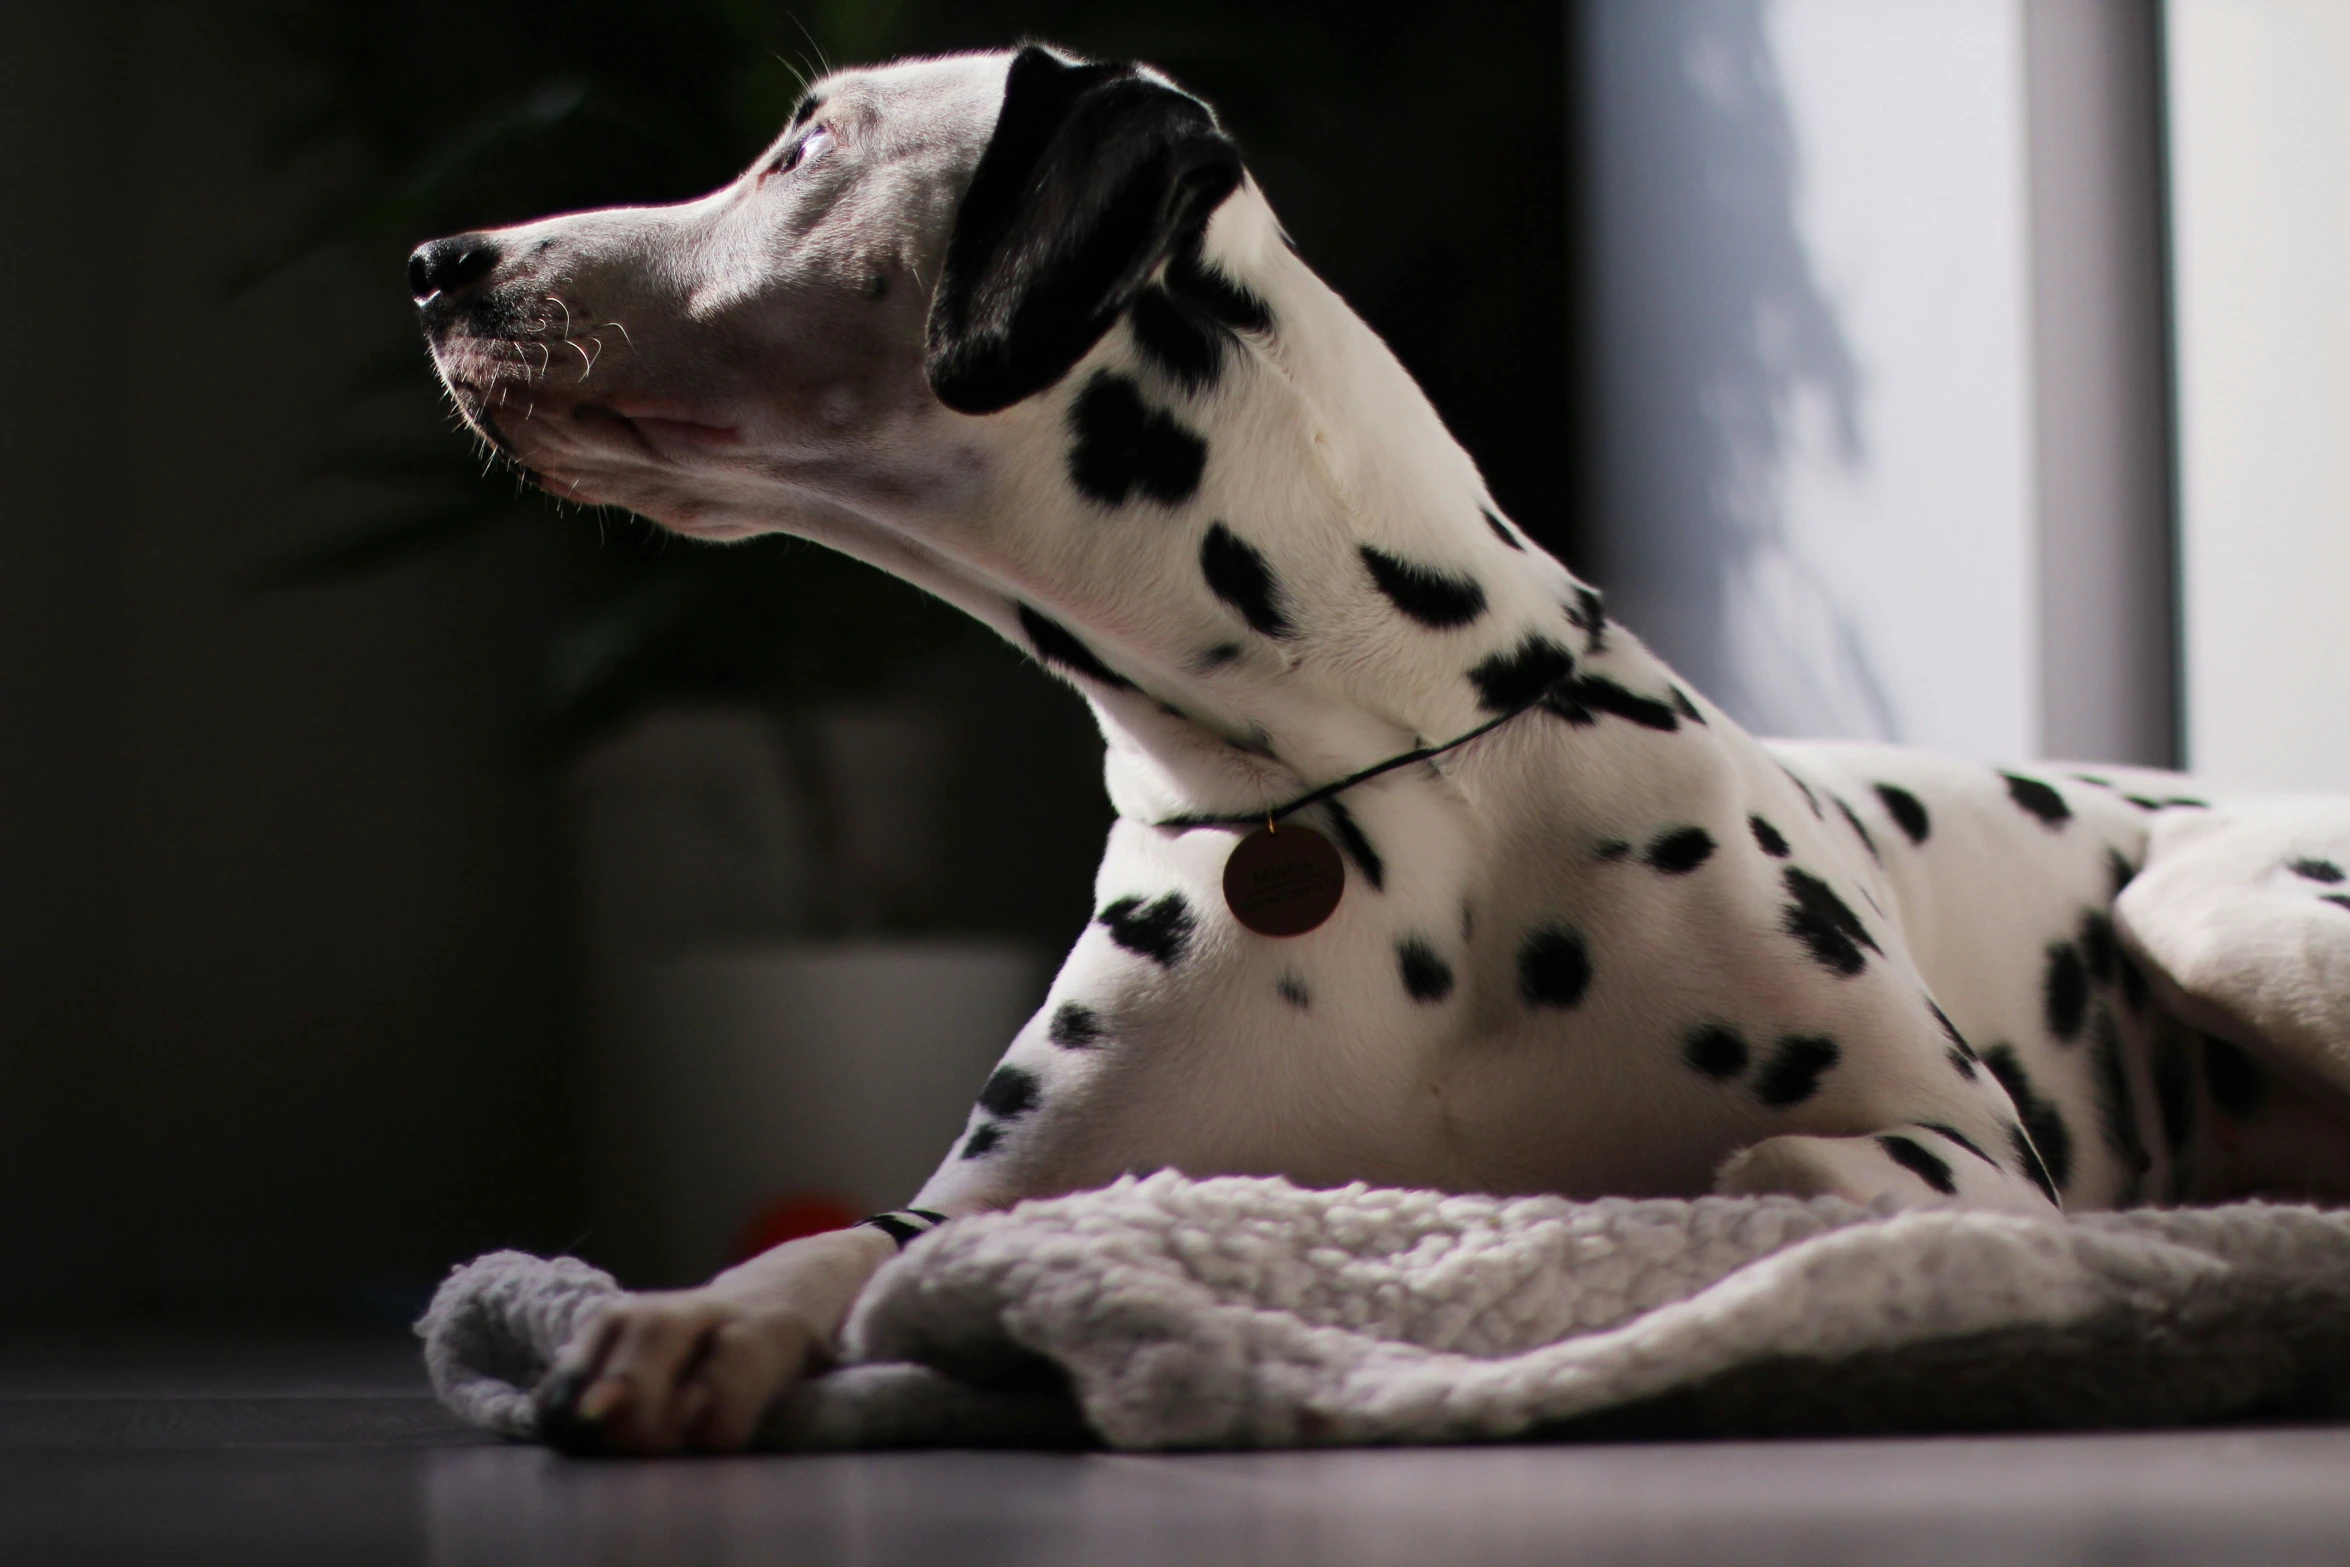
<box><xmin>568</xmin><ymin>707</ymin><xmax>816</xmax><ymax>952</ymax></box>
<box><xmin>590</xmin><ymin>940</ymin><xmax>1044</xmax><ymax>1285</ymax></box>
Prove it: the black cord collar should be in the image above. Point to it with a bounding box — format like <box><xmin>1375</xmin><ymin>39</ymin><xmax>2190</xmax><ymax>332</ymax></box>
<box><xmin>1151</xmin><ymin>694</ymin><xmax>1547</xmax><ymax>831</ymax></box>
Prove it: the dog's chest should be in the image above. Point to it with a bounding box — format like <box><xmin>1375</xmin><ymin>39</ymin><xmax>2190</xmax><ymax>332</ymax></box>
<box><xmin>1006</xmin><ymin>712</ymin><xmax>2194</xmax><ymax>1212</ymax></box>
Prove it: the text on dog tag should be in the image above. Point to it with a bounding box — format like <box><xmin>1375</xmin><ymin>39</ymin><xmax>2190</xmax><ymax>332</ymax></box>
<box><xmin>1223</xmin><ymin>823</ymin><xmax>1345</xmax><ymax>937</ymax></box>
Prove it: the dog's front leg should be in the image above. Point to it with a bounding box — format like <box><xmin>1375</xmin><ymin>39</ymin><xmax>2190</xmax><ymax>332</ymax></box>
<box><xmin>1715</xmin><ymin>1125</ymin><xmax>2061</xmax><ymax>1215</ymax></box>
<box><xmin>535</xmin><ymin>955</ymin><xmax>1093</xmax><ymax>1455</ymax></box>
<box><xmin>537</xmin><ymin>1217</ymin><xmax>933</xmax><ymax>1454</ymax></box>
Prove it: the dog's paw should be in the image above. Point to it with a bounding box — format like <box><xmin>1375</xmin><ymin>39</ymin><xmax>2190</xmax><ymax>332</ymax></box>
<box><xmin>537</xmin><ymin>1288</ymin><xmax>819</xmax><ymax>1454</ymax></box>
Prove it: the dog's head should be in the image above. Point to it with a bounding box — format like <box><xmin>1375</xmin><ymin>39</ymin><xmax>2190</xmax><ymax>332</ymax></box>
<box><xmin>411</xmin><ymin>46</ymin><xmax>1257</xmax><ymax>544</ymax></box>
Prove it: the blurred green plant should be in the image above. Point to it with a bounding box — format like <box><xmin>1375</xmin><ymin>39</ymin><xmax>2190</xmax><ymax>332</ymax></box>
<box><xmin>260</xmin><ymin>0</ymin><xmax>1567</xmax><ymax>753</ymax></box>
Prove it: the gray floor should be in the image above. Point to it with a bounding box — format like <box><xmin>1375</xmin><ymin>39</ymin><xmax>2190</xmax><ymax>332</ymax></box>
<box><xmin>6</xmin><ymin>1336</ymin><xmax>2350</xmax><ymax>1566</ymax></box>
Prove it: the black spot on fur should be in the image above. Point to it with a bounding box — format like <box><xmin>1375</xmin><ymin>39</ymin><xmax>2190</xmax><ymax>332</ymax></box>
<box><xmin>2006</xmin><ymin>1122</ymin><xmax>2061</xmax><ymax>1205</ymax></box>
<box><xmin>1832</xmin><ymin>796</ymin><xmax>1880</xmax><ymax>861</ymax></box>
<box><xmin>1128</xmin><ymin>285</ymin><xmax>1226</xmax><ymax>392</ymax></box>
<box><xmin>2292</xmin><ymin>857</ymin><xmax>2346</xmax><ymax>884</ymax></box>
<box><xmin>977</xmin><ymin>1065</ymin><xmax>1040</xmax><ymax>1120</ymax></box>
<box><xmin>1397</xmin><ymin>939</ymin><xmax>1454</xmax><ymax>1002</ymax></box>
<box><xmin>1595</xmin><ymin>839</ymin><xmax>1633</xmax><ymax>862</ymax></box>
<box><xmin>2078</xmin><ymin>911</ymin><xmax>2117</xmax><ymax>986</ymax></box>
<box><xmin>1645</xmin><ymin>826</ymin><xmax>1716</xmax><ymax>875</ymax></box>
<box><xmin>2125</xmin><ymin>796</ymin><xmax>2162</xmax><ymax>811</ymax></box>
<box><xmin>1359</xmin><ymin>545</ymin><xmax>1488</xmax><ymax>629</ymax></box>
<box><xmin>1984</xmin><ymin>1044</ymin><xmax>2074</xmax><ymax>1191</ymax></box>
<box><xmin>1098</xmin><ymin>892</ymin><xmax>1195</xmax><ymax>967</ymax></box>
<box><xmin>1878</xmin><ymin>1135</ymin><xmax>1955</xmax><ymax>1195</ymax></box>
<box><xmin>1164</xmin><ymin>239</ymin><xmax>1271</xmax><ymax>332</ymax></box>
<box><xmin>1919</xmin><ymin>1121</ymin><xmax>1998</xmax><ymax>1169</ymax></box>
<box><xmin>1930</xmin><ymin>1002</ymin><xmax>1981</xmax><ymax>1081</ymax></box>
<box><xmin>1780</xmin><ymin>867</ymin><xmax>1880</xmax><ymax>977</ymax></box>
<box><xmin>1755</xmin><ymin>1035</ymin><xmax>1840</xmax><ymax>1107</ymax></box>
<box><xmin>1874</xmin><ymin>784</ymin><xmax>1930</xmax><ymax>845</ymax></box>
<box><xmin>1321</xmin><ymin>798</ymin><xmax>1384</xmax><ymax>892</ymax></box>
<box><xmin>2203</xmin><ymin>1034</ymin><xmax>2263</xmax><ymax>1118</ymax></box>
<box><xmin>1066</xmin><ymin>371</ymin><xmax>1207</xmax><ymax>506</ymax></box>
<box><xmin>1684</xmin><ymin>1024</ymin><xmax>1749</xmax><ymax>1079</ymax></box>
<box><xmin>1566</xmin><ymin>586</ymin><xmax>1608</xmax><ymax>653</ymax></box>
<box><xmin>1278</xmin><ymin>974</ymin><xmax>1310</xmax><ymax>1009</ymax></box>
<box><xmin>1050</xmin><ymin>1002</ymin><xmax>1104</xmax><ymax>1049</ymax></box>
<box><xmin>1199</xmin><ymin>523</ymin><xmax>1293</xmax><ymax>638</ymax></box>
<box><xmin>2325</xmin><ymin>893</ymin><xmax>2350</xmax><ymax>913</ymax></box>
<box><xmin>1750</xmin><ymin>815</ymin><xmax>1791</xmax><ymax>858</ymax></box>
<box><xmin>1547</xmin><ymin>675</ymin><xmax>1682</xmax><ymax>732</ymax></box>
<box><xmin>2044</xmin><ymin>942</ymin><xmax>2089</xmax><ymax>1042</ymax></box>
<box><xmin>2119</xmin><ymin>952</ymin><xmax>2150</xmax><ymax>1012</ymax></box>
<box><xmin>1780</xmin><ymin>763</ymin><xmax>1825</xmax><ymax>818</ymax></box>
<box><xmin>2108</xmin><ymin>848</ymin><xmax>2138</xmax><ymax>898</ymax></box>
<box><xmin>1196</xmin><ymin>642</ymin><xmax>1243</xmax><ymax>669</ymax></box>
<box><xmin>1671</xmin><ymin>687</ymin><xmax>1705</xmax><ymax>724</ymax></box>
<box><xmin>2002</xmin><ymin>772</ymin><xmax>2072</xmax><ymax>828</ymax></box>
<box><xmin>1519</xmin><ymin>926</ymin><xmax>1592</xmax><ymax>1009</ymax></box>
<box><xmin>960</xmin><ymin>1122</ymin><xmax>1002</xmax><ymax>1159</ymax></box>
<box><xmin>1469</xmin><ymin>636</ymin><xmax>1576</xmax><ymax>713</ymax></box>
<box><xmin>1482</xmin><ymin>508</ymin><xmax>1525</xmax><ymax>550</ymax></box>
<box><xmin>1019</xmin><ymin>604</ymin><xmax>1134</xmax><ymax>690</ymax></box>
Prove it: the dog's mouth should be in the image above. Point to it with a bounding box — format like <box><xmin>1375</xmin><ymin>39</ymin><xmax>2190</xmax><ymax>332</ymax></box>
<box><xmin>422</xmin><ymin>335</ymin><xmax>752</xmax><ymax>540</ymax></box>
<box><xmin>482</xmin><ymin>395</ymin><xmax>742</xmax><ymax>467</ymax></box>
<box><xmin>584</xmin><ymin>398</ymin><xmax>743</xmax><ymax>455</ymax></box>
<box><xmin>442</xmin><ymin>369</ymin><xmax>740</xmax><ymax>457</ymax></box>
<box><xmin>432</xmin><ymin>332</ymin><xmax>742</xmax><ymax>503</ymax></box>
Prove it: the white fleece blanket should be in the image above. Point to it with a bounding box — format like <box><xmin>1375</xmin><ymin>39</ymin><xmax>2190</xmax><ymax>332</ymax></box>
<box><xmin>419</xmin><ymin>1174</ymin><xmax>2350</xmax><ymax>1449</ymax></box>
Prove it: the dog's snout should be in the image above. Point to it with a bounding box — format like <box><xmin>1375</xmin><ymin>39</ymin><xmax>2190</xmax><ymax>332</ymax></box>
<box><xmin>408</xmin><ymin>234</ymin><xmax>502</xmax><ymax>304</ymax></box>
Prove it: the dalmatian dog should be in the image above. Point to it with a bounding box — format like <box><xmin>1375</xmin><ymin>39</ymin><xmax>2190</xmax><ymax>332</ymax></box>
<box><xmin>409</xmin><ymin>46</ymin><xmax>2350</xmax><ymax>1452</ymax></box>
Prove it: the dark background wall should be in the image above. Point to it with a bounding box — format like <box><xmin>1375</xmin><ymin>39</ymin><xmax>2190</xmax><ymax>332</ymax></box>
<box><xmin>0</xmin><ymin>0</ymin><xmax>1569</xmax><ymax>1324</ymax></box>
<box><xmin>1</xmin><ymin>0</ymin><xmax>579</xmax><ymax>1324</ymax></box>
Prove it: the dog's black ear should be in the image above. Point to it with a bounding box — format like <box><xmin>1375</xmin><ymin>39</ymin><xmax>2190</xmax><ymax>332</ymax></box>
<box><xmin>926</xmin><ymin>46</ymin><xmax>1245</xmax><ymax>415</ymax></box>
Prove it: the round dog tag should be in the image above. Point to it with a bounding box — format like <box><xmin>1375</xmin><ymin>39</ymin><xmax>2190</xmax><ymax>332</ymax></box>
<box><xmin>1223</xmin><ymin>823</ymin><xmax>1345</xmax><ymax>936</ymax></box>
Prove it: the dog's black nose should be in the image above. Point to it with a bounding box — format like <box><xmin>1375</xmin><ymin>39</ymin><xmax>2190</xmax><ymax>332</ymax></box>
<box><xmin>409</xmin><ymin>234</ymin><xmax>501</xmax><ymax>303</ymax></box>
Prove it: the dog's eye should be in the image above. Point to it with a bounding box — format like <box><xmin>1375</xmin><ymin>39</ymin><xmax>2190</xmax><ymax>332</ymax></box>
<box><xmin>770</xmin><ymin>125</ymin><xmax>831</xmax><ymax>178</ymax></box>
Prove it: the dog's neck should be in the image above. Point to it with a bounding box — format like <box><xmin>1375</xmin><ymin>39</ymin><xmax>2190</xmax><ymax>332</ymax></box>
<box><xmin>791</xmin><ymin>185</ymin><xmax>1681</xmax><ymax>826</ymax></box>
<box><xmin>931</xmin><ymin>188</ymin><xmax>1686</xmax><ymax>825</ymax></box>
